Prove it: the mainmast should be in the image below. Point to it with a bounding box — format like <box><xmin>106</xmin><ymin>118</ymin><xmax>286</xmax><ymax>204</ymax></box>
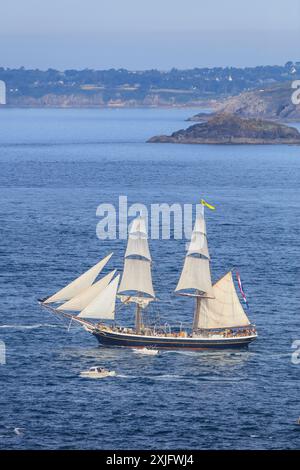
<box><xmin>175</xmin><ymin>213</ymin><xmax>213</xmax><ymax>331</ymax></box>
<box><xmin>118</xmin><ymin>217</ymin><xmax>155</xmax><ymax>334</ymax></box>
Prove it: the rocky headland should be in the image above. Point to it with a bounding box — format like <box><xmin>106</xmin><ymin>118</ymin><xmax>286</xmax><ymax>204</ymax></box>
<box><xmin>188</xmin><ymin>83</ymin><xmax>300</xmax><ymax>122</ymax></box>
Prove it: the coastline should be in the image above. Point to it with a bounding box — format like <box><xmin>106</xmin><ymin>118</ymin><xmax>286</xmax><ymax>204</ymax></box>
<box><xmin>0</xmin><ymin>102</ymin><xmax>216</xmax><ymax>110</ymax></box>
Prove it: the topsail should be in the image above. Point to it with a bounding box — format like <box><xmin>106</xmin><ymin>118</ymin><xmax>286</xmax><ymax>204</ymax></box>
<box><xmin>118</xmin><ymin>217</ymin><xmax>155</xmax><ymax>298</ymax></box>
<box><xmin>44</xmin><ymin>253</ymin><xmax>113</xmax><ymax>304</ymax></box>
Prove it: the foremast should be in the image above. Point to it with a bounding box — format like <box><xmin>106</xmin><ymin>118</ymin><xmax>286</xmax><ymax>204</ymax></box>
<box><xmin>118</xmin><ymin>217</ymin><xmax>155</xmax><ymax>334</ymax></box>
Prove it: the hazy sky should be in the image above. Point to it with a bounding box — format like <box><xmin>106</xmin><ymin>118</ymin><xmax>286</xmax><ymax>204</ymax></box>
<box><xmin>0</xmin><ymin>0</ymin><xmax>299</xmax><ymax>69</ymax></box>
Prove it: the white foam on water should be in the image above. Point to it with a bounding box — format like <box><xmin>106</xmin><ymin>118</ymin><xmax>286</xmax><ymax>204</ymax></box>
<box><xmin>164</xmin><ymin>350</ymin><xmax>198</xmax><ymax>356</ymax></box>
<box><xmin>164</xmin><ymin>350</ymin><xmax>252</xmax><ymax>358</ymax></box>
<box><xmin>0</xmin><ymin>323</ymin><xmax>62</xmax><ymax>330</ymax></box>
<box><xmin>148</xmin><ymin>374</ymin><xmax>183</xmax><ymax>382</ymax></box>
<box><xmin>115</xmin><ymin>374</ymin><xmax>137</xmax><ymax>379</ymax></box>
<box><xmin>14</xmin><ymin>427</ymin><xmax>24</xmax><ymax>436</ymax></box>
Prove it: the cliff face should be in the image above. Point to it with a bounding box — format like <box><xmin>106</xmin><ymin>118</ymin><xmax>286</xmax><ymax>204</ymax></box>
<box><xmin>6</xmin><ymin>93</ymin><xmax>209</xmax><ymax>108</ymax></box>
<box><xmin>148</xmin><ymin>113</ymin><xmax>300</xmax><ymax>145</ymax></box>
<box><xmin>9</xmin><ymin>93</ymin><xmax>105</xmax><ymax>107</ymax></box>
<box><xmin>189</xmin><ymin>83</ymin><xmax>300</xmax><ymax>121</ymax></box>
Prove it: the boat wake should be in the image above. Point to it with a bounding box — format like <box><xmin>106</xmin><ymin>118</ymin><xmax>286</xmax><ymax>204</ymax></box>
<box><xmin>115</xmin><ymin>374</ymin><xmax>138</xmax><ymax>379</ymax></box>
<box><xmin>116</xmin><ymin>373</ymin><xmax>182</xmax><ymax>381</ymax></box>
<box><xmin>152</xmin><ymin>374</ymin><xmax>182</xmax><ymax>380</ymax></box>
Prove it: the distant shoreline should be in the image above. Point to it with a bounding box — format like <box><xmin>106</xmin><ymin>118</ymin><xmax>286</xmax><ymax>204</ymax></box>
<box><xmin>0</xmin><ymin>103</ymin><xmax>215</xmax><ymax>110</ymax></box>
<box><xmin>1</xmin><ymin>63</ymin><xmax>299</xmax><ymax>111</ymax></box>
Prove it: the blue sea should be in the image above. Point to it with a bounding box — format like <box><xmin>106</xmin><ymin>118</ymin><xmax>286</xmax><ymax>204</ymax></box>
<box><xmin>0</xmin><ymin>108</ymin><xmax>299</xmax><ymax>449</ymax></box>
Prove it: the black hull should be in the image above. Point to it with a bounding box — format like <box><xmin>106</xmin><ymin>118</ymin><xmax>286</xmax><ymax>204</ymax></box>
<box><xmin>93</xmin><ymin>329</ymin><xmax>256</xmax><ymax>350</ymax></box>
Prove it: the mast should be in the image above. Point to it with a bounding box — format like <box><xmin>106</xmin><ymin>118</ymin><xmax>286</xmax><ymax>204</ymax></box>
<box><xmin>175</xmin><ymin>212</ymin><xmax>213</xmax><ymax>331</ymax></box>
<box><xmin>135</xmin><ymin>303</ymin><xmax>142</xmax><ymax>334</ymax></box>
<box><xmin>118</xmin><ymin>217</ymin><xmax>155</xmax><ymax>333</ymax></box>
<box><xmin>192</xmin><ymin>291</ymin><xmax>201</xmax><ymax>331</ymax></box>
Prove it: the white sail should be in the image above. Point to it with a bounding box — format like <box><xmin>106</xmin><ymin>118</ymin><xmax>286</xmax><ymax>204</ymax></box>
<box><xmin>118</xmin><ymin>258</ymin><xmax>155</xmax><ymax>298</ymax></box>
<box><xmin>176</xmin><ymin>214</ymin><xmax>212</xmax><ymax>295</ymax></box>
<box><xmin>78</xmin><ymin>275</ymin><xmax>120</xmax><ymax>320</ymax></box>
<box><xmin>187</xmin><ymin>216</ymin><xmax>209</xmax><ymax>258</ymax></box>
<box><xmin>44</xmin><ymin>253</ymin><xmax>113</xmax><ymax>304</ymax></box>
<box><xmin>125</xmin><ymin>216</ymin><xmax>151</xmax><ymax>260</ymax></box>
<box><xmin>175</xmin><ymin>256</ymin><xmax>213</xmax><ymax>295</ymax></box>
<box><xmin>56</xmin><ymin>270</ymin><xmax>116</xmax><ymax>311</ymax></box>
<box><xmin>187</xmin><ymin>233</ymin><xmax>210</xmax><ymax>258</ymax></box>
<box><xmin>196</xmin><ymin>271</ymin><xmax>251</xmax><ymax>329</ymax></box>
<box><xmin>125</xmin><ymin>235</ymin><xmax>151</xmax><ymax>260</ymax></box>
<box><xmin>193</xmin><ymin>216</ymin><xmax>206</xmax><ymax>235</ymax></box>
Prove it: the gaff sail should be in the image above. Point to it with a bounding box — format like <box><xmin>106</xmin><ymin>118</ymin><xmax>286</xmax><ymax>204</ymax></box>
<box><xmin>196</xmin><ymin>271</ymin><xmax>251</xmax><ymax>329</ymax></box>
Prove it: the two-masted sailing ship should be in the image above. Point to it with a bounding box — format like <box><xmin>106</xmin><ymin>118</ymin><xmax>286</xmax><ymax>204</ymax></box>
<box><xmin>39</xmin><ymin>213</ymin><xmax>257</xmax><ymax>350</ymax></box>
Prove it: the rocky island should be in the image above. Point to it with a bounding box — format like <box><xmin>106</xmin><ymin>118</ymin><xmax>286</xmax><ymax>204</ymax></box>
<box><xmin>148</xmin><ymin>113</ymin><xmax>300</xmax><ymax>145</ymax></box>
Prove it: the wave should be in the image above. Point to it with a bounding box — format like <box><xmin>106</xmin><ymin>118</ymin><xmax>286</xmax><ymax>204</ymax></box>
<box><xmin>0</xmin><ymin>323</ymin><xmax>63</xmax><ymax>330</ymax></box>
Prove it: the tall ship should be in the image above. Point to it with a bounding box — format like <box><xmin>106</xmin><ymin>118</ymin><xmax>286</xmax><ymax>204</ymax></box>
<box><xmin>39</xmin><ymin>212</ymin><xmax>257</xmax><ymax>350</ymax></box>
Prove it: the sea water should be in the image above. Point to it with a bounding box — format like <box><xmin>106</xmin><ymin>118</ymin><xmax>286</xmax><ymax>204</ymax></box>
<box><xmin>0</xmin><ymin>108</ymin><xmax>299</xmax><ymax>449</ymax></box>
